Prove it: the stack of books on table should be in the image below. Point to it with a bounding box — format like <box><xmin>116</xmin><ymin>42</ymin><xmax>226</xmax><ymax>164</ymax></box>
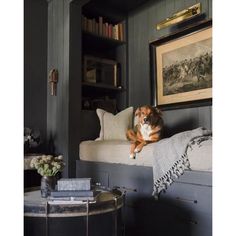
<box><xmin>49</xmin><ymin>178</ymin><xmax>99</xmax><ymax>203</ymax></box>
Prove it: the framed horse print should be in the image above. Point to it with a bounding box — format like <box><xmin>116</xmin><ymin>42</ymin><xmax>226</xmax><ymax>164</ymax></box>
<box><xmin>150</xmin><ymin>19</ymin><xmax>212</xmax><ymax>109</ymax></box>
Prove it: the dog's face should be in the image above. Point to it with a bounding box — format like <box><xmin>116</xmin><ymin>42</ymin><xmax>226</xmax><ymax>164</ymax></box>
<box><xmin>135</xmin><ymin>105</ymin><xmax>163</xmax><ymax>126</ymax></box>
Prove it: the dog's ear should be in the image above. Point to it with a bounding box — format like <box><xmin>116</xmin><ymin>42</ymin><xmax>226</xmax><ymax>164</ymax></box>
<box><xmin>135</xmin><ymin>107</ymin><xmax>141</xmax><ymax>117</ymax></box>
<box><xmin>149</xmin><ymin>107</ymin><xmax>164</xmax><ymax>126</ymax></box>
<box><xmin>154</xmin><ymin>107</ymin><xmax>162</xmax><ymax>116</ymax></box>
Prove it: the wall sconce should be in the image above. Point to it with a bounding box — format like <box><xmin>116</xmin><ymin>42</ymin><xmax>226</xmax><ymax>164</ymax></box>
<box><xmin>49</xmin><ymin>69</ymin><xmax>59</xmax><ymax>96</ymax></box>
<box><xmin>156</xmin><ymin>3</ymin><xmax>201</xmax><ymax>30</ymax></box>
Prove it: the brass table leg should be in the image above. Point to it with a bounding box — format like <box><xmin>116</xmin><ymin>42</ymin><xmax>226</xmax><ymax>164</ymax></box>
<box><xmin>45</xmin><ymin>201</ymin><xmax>49</xmax><ymax>236</ymax></box>
<box><xmin>86</xmin><ymin>200</ymin><xmax>89</xmax><ymax>236</ymax></box>
<box><xmin>114</xmin><ymin>197</ymin><xmax>118</xmax><ymax>236</ymax></box>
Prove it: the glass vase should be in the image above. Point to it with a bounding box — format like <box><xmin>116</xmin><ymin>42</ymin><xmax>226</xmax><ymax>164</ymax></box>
<box><xmin>41</xmin><ymin>176</ymin><xmax>56</xmax><ymax>198</ymax></box>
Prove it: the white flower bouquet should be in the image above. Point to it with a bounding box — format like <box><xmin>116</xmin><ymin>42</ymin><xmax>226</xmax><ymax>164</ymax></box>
<box><xmin>30</xmin><ymin>155</ymin><xmax>65</xmax><ymax>176</ymax></box>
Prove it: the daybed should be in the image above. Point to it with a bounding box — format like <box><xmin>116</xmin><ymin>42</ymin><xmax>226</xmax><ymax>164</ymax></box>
<box><xmin>77</xmin><ymin>133</ymin><xmax>212</xmax><ymax>236</ymax></box>
<box><xmin>77</xmin><ymin>107</ymin><xmax>212</xmax><ymax>235</ymax></box>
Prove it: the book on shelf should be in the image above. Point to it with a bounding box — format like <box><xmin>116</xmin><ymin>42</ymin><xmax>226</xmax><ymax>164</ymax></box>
<box><xmin>118</xmin><ymin>23</ymin><xmax>123</xmax><ymax>41</ymax></box>
<box><xmin>113</xmin><ymin>24</ymin><xmax>119</xmax><ymax>40</ymax></box>
<box><xmin>102</xmin><ymin>23</ymin><xmax>106</xmax><ymax>37</ymax></box>
<box><xmin>105</xmin><ymin>22</ymin><xmax>109</xmax><ymax>37</ymax></box>
<box><xmin>98</xmin><ymin>16</ymin><xmax>103</xmax><ymax>36</ymax></box>
<box><xmin>95</xmin><ymin>21</ymin><xmax>99</xmax><ymax>35</ymax></box>
<box><xmin>108</xmin><ymin>24</ymin><xmax>112</xmax><ymax>38</ymax></box>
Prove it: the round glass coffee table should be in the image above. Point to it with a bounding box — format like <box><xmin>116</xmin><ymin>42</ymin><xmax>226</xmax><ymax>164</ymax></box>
<box><xmin>24</xmin><ymin>187</ymin><xmax>124</xmax><ymax>236</ymax></box>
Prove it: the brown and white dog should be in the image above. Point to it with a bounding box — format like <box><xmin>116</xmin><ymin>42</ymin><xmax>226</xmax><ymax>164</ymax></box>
<box><xmin>126</xmin><ymin>105</ymin><xmax>163</xmax><ymax>159</ymax></box>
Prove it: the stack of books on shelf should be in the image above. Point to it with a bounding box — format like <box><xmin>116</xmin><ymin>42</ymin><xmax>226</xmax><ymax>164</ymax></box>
<box><xmin>82</xmin><ymin>15</ymin><xmax>124</xmax><ymax>41</ymax></box>
<box><xmin>49</xmin><ymin>178</ymin><xmax>99</xmax><ymax>202</ymax></box>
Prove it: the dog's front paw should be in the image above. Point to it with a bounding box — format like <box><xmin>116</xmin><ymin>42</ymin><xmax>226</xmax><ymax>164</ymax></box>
<box><xmin>129</xmin><ymin>153</ymin><xmax>136</xmax><ymax>159</ymax></box>
<box><xmin>134</xmin><ymin>148</ymin><xmax>140</xmax><ymax>153</ymax></box>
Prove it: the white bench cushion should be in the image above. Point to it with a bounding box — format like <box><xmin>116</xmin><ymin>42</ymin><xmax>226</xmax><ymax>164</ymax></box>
<box><xmin>79</xmin><ymin>138</ymin><xmax>212</xmax><ymax>171</ymax></box>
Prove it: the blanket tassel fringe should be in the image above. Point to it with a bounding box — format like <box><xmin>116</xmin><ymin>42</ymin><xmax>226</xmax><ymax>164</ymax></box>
<box><xmin>153</xmin><ymin>153</ymin><xmax>191</xmax><ymax>200</ymax></box>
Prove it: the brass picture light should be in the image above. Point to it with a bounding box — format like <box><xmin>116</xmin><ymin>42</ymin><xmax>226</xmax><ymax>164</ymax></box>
<box><xmin>157</xmin><ymin>3</ymin><xmax>201</xmax><ymax>30</ymax></box>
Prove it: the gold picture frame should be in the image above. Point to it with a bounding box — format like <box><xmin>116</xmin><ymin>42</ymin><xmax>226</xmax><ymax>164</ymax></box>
<box><xmin>150</xmin><ymin>20</ymin><xmax>212</xmax><ymax>108</ymax></box>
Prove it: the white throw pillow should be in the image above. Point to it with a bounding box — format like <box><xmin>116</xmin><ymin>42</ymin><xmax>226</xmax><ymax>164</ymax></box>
<box><xmin>96</xmin><ymin>107</ymin><xmax>133</xmax><ymax>140</ymax></box>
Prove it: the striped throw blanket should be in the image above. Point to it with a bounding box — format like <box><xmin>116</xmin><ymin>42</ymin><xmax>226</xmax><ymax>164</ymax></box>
<box><xmin>152</xmin><ymin>127</ymin><xmax>212</xmax><ymax>199</ymax></box>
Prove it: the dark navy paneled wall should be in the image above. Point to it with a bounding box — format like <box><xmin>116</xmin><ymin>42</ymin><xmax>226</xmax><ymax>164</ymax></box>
<box><xmin>128</xmin><ymin>0</ymin><xmax>212</xmax><ymax>131</ymax></box>
<box><xmin>24</xmin><ymin>0</ymin><xmax>48</xmax><ymax>143</ymax></box>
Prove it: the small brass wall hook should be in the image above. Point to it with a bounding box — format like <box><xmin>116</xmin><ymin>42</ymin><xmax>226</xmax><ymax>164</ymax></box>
<box><xmin>49</xmin><ymin>69</ymin><xmax>59</xmax><ymax>96</ymax></box>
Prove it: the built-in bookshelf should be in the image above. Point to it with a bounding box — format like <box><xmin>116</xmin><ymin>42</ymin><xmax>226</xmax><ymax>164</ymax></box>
<box><xmin>81</xmin><ymin>1</ymin><xmax>127</xmax><ymax>112</ymax></box>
